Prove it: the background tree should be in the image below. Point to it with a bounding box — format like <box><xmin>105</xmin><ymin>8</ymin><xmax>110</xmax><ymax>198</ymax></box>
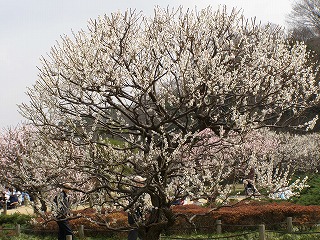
<box><xmin>287</xmin><ymin>0</ymin><xmax>320</xmax><ymax>39</ymax></box>
<box><xmin>287</xmin><ymin>0</ymin><xmax>320</xmax><ymax>67</ymax></box>
<box><xmin>287</xmin><ymin>0</ymin><xmax>320</xmax><ymax>60</ymax></box>
<box><xmin>287</xmin><ymin>0</ymin><xmax>320</xmax><ymax>131</ymax></box>
<box><xmin>189</xmin><ymin>128</ymin><xmax>314</xmax><ymax>201</ymax></box>
<box><xmin>19</xmin><ymin>6</ymin><xmax>320</xmax><ymax>240</ymax></box>
<box><xmin>0</xmin><ymin>125</ymin><xmax>87</xmax><ymax>215</ymax></box>
<box><xmin>238</xmin><ymin>129</ymin><xmax>315</xmax><ymax>196</ymax></box>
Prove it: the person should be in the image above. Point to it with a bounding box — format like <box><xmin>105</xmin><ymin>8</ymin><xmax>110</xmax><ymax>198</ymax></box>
<box><xmin>4</xmin><ymin>187</ymin><xmax>10</xmax><ymax>202</ymax></box>
<box><xmin>21</xmin><ymin>192</ymin><xmax>31</xmax><ymax>205</ymax></box>
<box><xmin>127</xmin><ymin>175</ymin><xmax>147</xmax><ymax>240</ymax></box>
<box><xmin>243</xmin><ymin>179</ymin><xmax>257</xmax><ymax>196</ymax></box>
<box><xmin>127</xmin><ymin>204</ymin><xmax>143</xmax><ymax>240</ymax></box>
<box><xmin>53</xmin><ymin>185</ymin><xmax>73</xmax><ymax>240</ymax></box>
<box><xmin>7</xmin><ymin>192</ymin><xmax>19</xmax><ymax>209</ymax></box>
<box><xmin>172</xmin><ymin>197</ymin><xmax>184</xmax><ymax>205</ymax></box>
<box><xmin>277</xmin><ymin>187</ymin><xmax>293</xmax><ymax>200</ymax></box>
<box><xmin>0</xmin><ymin>192</ymin><xmax>6</xmax><ymax>209</ymax></box>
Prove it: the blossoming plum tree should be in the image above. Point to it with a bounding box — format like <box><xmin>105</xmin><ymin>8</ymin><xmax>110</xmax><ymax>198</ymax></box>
<box><xmin>185</xmin><ymin>128</ymin><xmax>316</xmax><ymax>202</ymax></box>
<box><xmin>0</xmin><ymin>125</ymin><xmax>88</xmax><ymax>214</ymax></box>
<box><xmin>232</xmin><ymin>129</ymin><xmax>313</xmax><ymax>196</ymax></box>
<box><xmin>19</xmin><ymin>6</ymin><xmax>320</xmax><ymax>239</ymax></box>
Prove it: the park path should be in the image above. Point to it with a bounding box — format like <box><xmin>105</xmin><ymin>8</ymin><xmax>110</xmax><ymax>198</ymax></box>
<box><xmin>1</xmin><ymin>205</ymin><xmax>34</xmax><ymax>215</ymax></box>
<box><xmin>1</xmin><ymin>195</ymin><xmax>249</xmax><ymax>215</ymax></box>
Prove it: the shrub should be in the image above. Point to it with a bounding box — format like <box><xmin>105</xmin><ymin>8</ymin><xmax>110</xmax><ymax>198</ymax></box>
<box><xmin>0</xmin><ymin>213</ymin><xmax>33</xmax><ymax>226</ymax></box>
<box><xmin>30</xmin><ymin>201</ymin><xmax>320</xmax><ymax>236</ymax></box>
<box><xmin>170</xmin><ymin>201</ymin><xmax>320</xmax><ymax>233</ymax></box>
<box><xmin>32</xmin><ymin>208</ymin><xmax>128</xmax><ymax>238</ymax></box>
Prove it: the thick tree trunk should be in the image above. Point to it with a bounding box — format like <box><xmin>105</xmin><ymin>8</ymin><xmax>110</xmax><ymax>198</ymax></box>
<box><xmin>138</xmin><ymin>207</ymin><xmax>176</xmax><ymax>240</ymax></box>
<box><xmin>142</xmin><ymin>230</ymin><xmax>161</xmax><ymax>240</ymax></box>
<box><xmin>138</xmin><ymin>224</ymin><xmax>164</xmax><ymax>240</ymax></box>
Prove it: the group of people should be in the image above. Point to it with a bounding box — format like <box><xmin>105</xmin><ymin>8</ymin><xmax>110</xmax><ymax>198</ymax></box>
<box><xmin>269</xmin><ymin>187</ymin><xmax>294</xmax><ymax>200</ymax></box>
<box><xmin>0</xmin><ymin>187</ymin><xmax>30</xmax><ymax>210</ymax></box>
<box><xmin>0</xmin><ymin>185</ymin><xmax>75</xmax><ymax>240</ymax></box>
<box><xmin>243</xmin><ymin>179</ymin><xmax>295</xmax><ymax>200</ymax></box>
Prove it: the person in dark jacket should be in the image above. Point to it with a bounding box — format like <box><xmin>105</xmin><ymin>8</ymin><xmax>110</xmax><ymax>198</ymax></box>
<box><xmin>243</xmin><ymin>179</ymin><xmax>257</xmax><ymax>196</ymax></box>
<box><xmin>7</xmin><ymin>188</ymin><xmax>19</xmax><ymax>209</ymax></box>
<box><xmin>53</xmin><ymin>185</ymin><xmax>73</xmax><ymax>240</ymax></box>
<box><xmin>127</xmin><ymin>176</ymin><xmax>147</xmax><ymax>240</ymax></box>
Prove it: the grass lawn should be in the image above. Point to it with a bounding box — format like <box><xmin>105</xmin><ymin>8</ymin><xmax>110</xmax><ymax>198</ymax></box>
<box><xmin>3</xmin><ymin>231</ymin><xmax>320</xmax><ymax>240</ymax></box>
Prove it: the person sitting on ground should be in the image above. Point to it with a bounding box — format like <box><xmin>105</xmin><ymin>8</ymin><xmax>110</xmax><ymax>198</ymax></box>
<box><xmin>243</xmin><ymin>179</ymin><xmax>258</xmax><ymax>196</ymax></box>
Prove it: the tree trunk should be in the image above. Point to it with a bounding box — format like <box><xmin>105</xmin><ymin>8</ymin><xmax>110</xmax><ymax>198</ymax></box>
<box><xmin>40</xmin><ymin>199</ymin><xmax>47</xmax><ymax>212</ymax></box>
<box><xmin>138</xmin><ymin>207</ymin><xmax>176</xmax><ymax>240</ymax></box>
<box><xmin>138</xmin><ymin>225</ymin><xmax>163</xmax><ymax>240</ymax></box>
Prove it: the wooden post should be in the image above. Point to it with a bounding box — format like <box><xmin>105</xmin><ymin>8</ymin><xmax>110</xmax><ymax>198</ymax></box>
<box><xmin>66</xmin><ymin>235</ymin><xmax>72</xmax><ymax>240</ymax></box>
<box><xmin>2</xmin><ymin>203</ymin><xmax>7</xmax><ymax>215</ymax></box>
<box><xmin>78</xmin><ymin>225</ymin><xmax>85</xmax><ymax>239</ymax></box>
<box><xmin>216</xmin><ymin>219</ymin><xmax>222</xmax><ymax>234</ymax></box>
<box><xmin>15</xmin><ymin>224</ymin><xmax>21</xmax><ymax>236</ymax></box>
<box><xmin>259</xmin><ymin>224</ymin><xmax>265</xmax><ymax>240</ymax></box>
<box><xmin>287</xmin><ymin>217</ymin><xmax>293</xmax><ymax>233</ymax></box>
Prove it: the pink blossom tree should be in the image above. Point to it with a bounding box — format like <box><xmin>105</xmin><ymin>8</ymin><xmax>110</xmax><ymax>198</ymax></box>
<box><xmin>182</xmin><ymin>128</ymin><xmax>313</xmax><ymax>202</ymax></box>
<box><xmin>232</xmin><ymin>129</ymin><xmax>312</xmax><ymax>196</ymax></box>
<box><xmin>0</xmin><ymin>125</ymin><xmax>88</xmax><ymax>215</ymax></box>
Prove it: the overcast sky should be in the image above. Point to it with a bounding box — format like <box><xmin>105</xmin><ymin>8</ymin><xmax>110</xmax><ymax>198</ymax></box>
<box><xmin>0</xmin><ymin>0</ymin><xmax>293</xmax><ymax>129</ymax></box>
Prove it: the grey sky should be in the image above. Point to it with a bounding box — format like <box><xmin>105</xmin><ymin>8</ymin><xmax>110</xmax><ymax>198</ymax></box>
<box><xmin>0</xmin><ymin>0</ymin><xmax>293</xmax><ymax>129</ymax></box>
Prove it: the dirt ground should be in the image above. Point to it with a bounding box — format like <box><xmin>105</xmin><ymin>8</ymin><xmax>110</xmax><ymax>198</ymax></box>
<box><xmin>1</xmin><ymin>205</ymin><xmax>34</xmax><ymax>215</ymax></box>
<box><xmin>1</xmin><ymin>204</ymin><xmax>89</xmax><ymax>215</ymax></box>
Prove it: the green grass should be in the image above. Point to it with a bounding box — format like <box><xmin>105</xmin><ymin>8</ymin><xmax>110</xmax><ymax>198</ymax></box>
<box><xmin>291</xmin><ymin>173</ymin><xmax>320</xmax><ymax>205</ymax></box>
<box><xmin>0</xmin><ymin>235</ymin><xmax>56</xmax><ymax>240</ymax></box>
<box><xmin>4</xmin><ymin>232</ymin><xmax>320</xmax><ymax>240</ymax></box>
<box><xmin>266</xmin><ymin>233</ymin><xmax>320</xmax><ymax>240</ymax></box>
<box><xmin>0</xmin><ymin>234</ymin><xmax>124</xmax><ymax>240</ymax></box>
<box><xmin>0</xmin><ymin>234</ymin><xmax>125</xmax><ymax>240</ymax></box>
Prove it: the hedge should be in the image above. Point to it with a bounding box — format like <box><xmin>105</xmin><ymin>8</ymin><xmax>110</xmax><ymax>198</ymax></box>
<box><xmin>31</xmin><ymin>201</ymin><xmax>320</xmax><ymax>235</ymax></box>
